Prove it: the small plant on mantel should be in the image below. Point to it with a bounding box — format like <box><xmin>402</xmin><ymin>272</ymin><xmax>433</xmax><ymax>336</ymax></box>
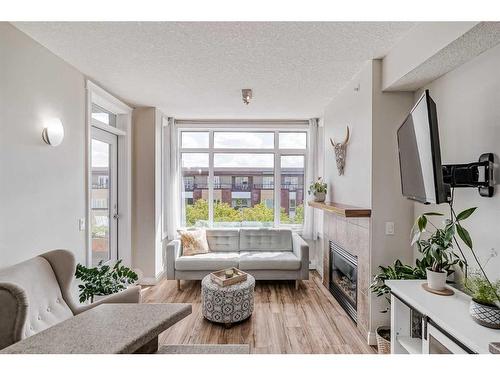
<box><xmin>75</xmin><ymin>260</ymin><xmax>138</xmax><ymax>303</ymax></box>
<box><xmin>308</xmin><ymin>177</ymin><xmax>327</xmax><ymax>202</ymax></box>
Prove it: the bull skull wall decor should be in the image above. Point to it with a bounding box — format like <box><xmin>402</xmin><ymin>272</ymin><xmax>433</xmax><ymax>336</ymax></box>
<box><xmin>330</xmin><ymin>126</ymin><xmax>350</xmax><ymax>176</ymax></box>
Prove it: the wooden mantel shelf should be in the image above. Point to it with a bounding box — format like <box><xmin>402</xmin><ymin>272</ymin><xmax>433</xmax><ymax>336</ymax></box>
<box><xmin>308</xmin><ymin>201</ymin><xmax>371</xmax><ymax>218</ymax></box>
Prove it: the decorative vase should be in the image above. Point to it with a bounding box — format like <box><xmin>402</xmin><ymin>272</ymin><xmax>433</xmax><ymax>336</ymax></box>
<box><xmin>426</xmin><ymin>268</ymin><xmax>447</xmax><ymax>291</ymax></box>
<box><xmin>469</xmin><ymin>299</ymin><xmax>500</xmax><ymax>329</ymax></box>
<box><xmin>314</xmin><ymin>191</ymin><xmax>326</xmax><ymax>202</ymax></box>
<box><xmin>375</xmin><ymin>326</ymin><xmax>391</xmax><ymax>354</ymax></box>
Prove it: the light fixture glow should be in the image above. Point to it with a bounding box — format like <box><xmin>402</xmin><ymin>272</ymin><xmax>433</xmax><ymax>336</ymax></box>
<box><xmin>42</xmin><ymin>118</ymin><xmax>64</xmax><ymax>147</ymax></box>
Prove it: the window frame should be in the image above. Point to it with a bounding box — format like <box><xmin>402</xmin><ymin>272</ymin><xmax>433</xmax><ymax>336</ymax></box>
<box><xmin>178</xmin><ymin>126</ymin><xmax>308</xmax><ymax>230</ymax></box>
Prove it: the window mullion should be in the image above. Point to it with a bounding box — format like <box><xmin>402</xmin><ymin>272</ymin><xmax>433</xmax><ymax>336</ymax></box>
<box><xmin>208</xmin><ymin>131</ymin><xmax>214</xmax><ymax>228</ymax></box>
<box><xmin>274</xmin><ymin>130</ymin><xmax>280</xmax><ymax>227</ymax></box>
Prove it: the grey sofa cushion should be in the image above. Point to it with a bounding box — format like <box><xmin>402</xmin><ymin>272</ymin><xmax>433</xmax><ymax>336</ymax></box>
<box><xmin>175</xmin><ymin>252</ymin><xmax>240</xmax><ymax>271</ymax></box>
<box><xmin>239</xmin><ymin>251</ymin><xmax>301</xmax><ymax>270</ymax></box>
<box><xmin>205</xmin><ymin>229</ymin><xmax>240</xmax><ymax>252</ymax></box>
<box><xmin>239</xmin><ymin>228</ymin><xmax>293</xmax><ymax>252</ymax></box>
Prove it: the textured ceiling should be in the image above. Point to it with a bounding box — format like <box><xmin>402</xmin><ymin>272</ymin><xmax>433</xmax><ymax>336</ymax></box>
<box><xmin>13</xmin><ymin>22</ymin><xmax>416</xmax><ymax>118</ymax></box>
<box><xmin>386</xmin><ymin>22</ymin><xmax>500</xmax><ymax>91</ymax></box>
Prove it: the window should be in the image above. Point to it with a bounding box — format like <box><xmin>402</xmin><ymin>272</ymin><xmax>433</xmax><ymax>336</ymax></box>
<box><xmin>279</xmin><ymin>132</ymin><xmax>307</xmax><ymax>149</ymax></box>
<box><xmin>262</xmin><ymin>176</ymin><xmax>274</xmax><ymax>189</ymax></box>
<box><xmin>178</xmin><ymin>129</ymin><xmax>307</xmax><ymax>229</ymax></box>
<box><xmin>214</xmin><ymin>132</ymin><xmax>274</xmax><ymax>149</ymax></box>
<box><xmin>214</xmin><ymin>153</ymin><xmax>274</xmax><ymax>227</ymax></box>
<box><xmin>181</xmin><ymin>152</ymin><xmax>209</xmax><ymax>227</ymax></box>
<box><xmin>181</xmin><ymin>132</ymin><xmax>209</xmax><ymax>148</ymax></box>
<box><xmin>91</xmin><ymin>103</ymin><xmax>117</xmax><ymax>127</ymax></box>
<box><xmin>280</xmin><ymin>155</ymin><xmax>305</xmax><ymax>225</ymax></box>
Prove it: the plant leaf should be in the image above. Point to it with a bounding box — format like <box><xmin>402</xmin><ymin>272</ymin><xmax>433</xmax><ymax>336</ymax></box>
<box><xmin>417</xmin><ymin>215</ymin><xmax>427</xmax><ymax>232</ymax></box>
<box><xmin>456</xmin><ymin>207</ymin><xmax>477</xmax><ymax>221</ymax></box>
<box><xmin>456</xmin><ymin>224</ymin><xmax>473</xmax><ymax>249</ymax></box>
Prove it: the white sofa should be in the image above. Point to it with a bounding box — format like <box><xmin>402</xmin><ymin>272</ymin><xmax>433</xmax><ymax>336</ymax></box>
<box><xmin>165</xmin><ymin>228</ymin><xmax>309</xmax><ymax>289</ymax></box>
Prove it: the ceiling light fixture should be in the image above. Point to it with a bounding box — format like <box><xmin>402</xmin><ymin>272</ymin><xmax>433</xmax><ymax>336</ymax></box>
<box><xmin>242</xmin><ymin>89</ymin><xmax>252</xmax><ymax>105</ymax></box>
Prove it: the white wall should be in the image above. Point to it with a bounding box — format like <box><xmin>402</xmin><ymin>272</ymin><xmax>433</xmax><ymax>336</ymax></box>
<box><xmin>0</xmin><ymin>23</ymin><xmax>87</xmax><ymax>267</ymax></box>
<box><xmin>370</xmin><ymin>60</ymin><xmax>414</xmax><ymax>332</ymax></box>
<box><xmin>414</xmin><ymin>43</ymin><xmax>500</xmax><ymax>280</ymax></box>
<box><xmin>323</xmin><ymin>61</ymin><xmax>373</xmax><ymax>208</ymax></box>
<box><xmin>321</xmin><ymin>60</ymin><xmax>415</xmax><ymax>342</ymax></box>
<box><xmin>132</xmin><ymin>107</ymin><xmax>164</xmax><ymax>283</ymax></box>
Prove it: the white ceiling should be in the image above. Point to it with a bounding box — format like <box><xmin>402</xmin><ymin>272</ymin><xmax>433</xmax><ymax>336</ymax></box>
<box><xmin>13</xmin><ymin>22</ymin><xmax>416</xmax><ymax>119</ymax></box>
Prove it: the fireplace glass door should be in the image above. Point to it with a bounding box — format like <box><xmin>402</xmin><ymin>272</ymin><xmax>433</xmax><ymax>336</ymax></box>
<box><xmin>329</xmin><ymin>241</ymin><xmax>358</xmax><ymax>321</ymax></box>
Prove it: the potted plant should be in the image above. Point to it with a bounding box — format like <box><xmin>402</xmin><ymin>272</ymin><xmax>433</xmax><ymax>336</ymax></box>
<box><xmin>371</xmin><ymin>259</ymin><xmax>428</xmax><ymax>353</ymax></box>
<box><xmin>75</xmin><ymin>260</ymin><xmax>138</xmax><ymax>303</ymax></box>
<box><xmin>308</xmin><ymin>177</ymin><xmax>327</xmax><ymax>202</ymax></box>
<box><xmin>465</xmin><ymin>271</ymin><xmax>500</xmax><ymax>329</ymax></box>
<box><xmin>411</xmin><ymin>209</ymin><xmax>474</xmax><ymax>291</ymax></box>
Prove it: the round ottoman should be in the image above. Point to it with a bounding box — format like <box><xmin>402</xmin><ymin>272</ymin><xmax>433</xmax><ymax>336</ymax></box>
<box><xmin>201</xmin><ymin>273</ymin><xmax>255</xmax><ymax>327</ymax></box>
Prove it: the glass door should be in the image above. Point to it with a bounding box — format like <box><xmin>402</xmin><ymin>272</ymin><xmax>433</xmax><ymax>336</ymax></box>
<box><xmin>90</xmin><ymin>127</ymin><xmax>118</xmax><ymax>266</ymax></box>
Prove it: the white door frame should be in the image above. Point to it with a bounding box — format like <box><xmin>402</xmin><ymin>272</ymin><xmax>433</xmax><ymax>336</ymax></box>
<box><xmin>86</xmin><ymin>80</ymin><xmax>133</xmax><ymax>267</ymax></box>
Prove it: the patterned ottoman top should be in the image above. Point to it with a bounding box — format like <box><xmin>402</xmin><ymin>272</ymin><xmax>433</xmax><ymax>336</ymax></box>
<box><xmin>202</xmin><ymin>273</ymin><xmax>255</xmax><ymax>292</ymax></box>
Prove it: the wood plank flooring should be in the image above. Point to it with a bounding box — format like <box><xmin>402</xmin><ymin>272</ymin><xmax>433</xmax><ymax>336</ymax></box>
<box><xmin>141</xmin><ymin>271</ymin><xmax>376</xmax><ymax>354</ymax></box>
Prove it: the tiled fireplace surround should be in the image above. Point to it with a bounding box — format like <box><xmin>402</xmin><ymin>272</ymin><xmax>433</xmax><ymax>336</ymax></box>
<box><xmin>322</xmin><ymin>212</ymin><xmax>371</xmax><ymax>338</ymax></box>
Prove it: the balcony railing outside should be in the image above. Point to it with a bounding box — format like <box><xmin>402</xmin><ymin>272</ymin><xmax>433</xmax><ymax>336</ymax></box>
<box><xmin>183</xmin><ymin>182</ymin><xmax>302</xmax><ymax>191</ymax></box>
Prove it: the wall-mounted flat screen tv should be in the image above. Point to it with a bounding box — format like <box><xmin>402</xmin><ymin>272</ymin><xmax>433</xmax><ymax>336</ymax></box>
<box><xmin>397</xmin><ymin>90</ymin><xmax>449</xmax><ymax>204</ymax></box>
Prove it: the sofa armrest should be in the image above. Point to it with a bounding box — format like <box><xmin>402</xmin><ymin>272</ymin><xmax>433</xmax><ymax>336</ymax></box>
<box><xmin>292</xmin><ymin>233</ymin><xmax>309</xmax><ymax>280</ymax></box>
<box><xmin>166</xmin><ymin>239</ymin><xmax>182</xmax><ymax>280</ymax></box>
<box><xmin>0</xmin><ymin>282</ymin><xmax>28</xmax><ymax>349</ymax></box>
<box><xmin>73</xmin><ymin>285</ymin><xmax>141</xmax><ymax>315</ymax></box>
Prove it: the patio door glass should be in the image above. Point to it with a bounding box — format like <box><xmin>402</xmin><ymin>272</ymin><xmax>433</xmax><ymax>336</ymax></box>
<box><xmin>91</xmin><ymin>127</ymin><xmax>118</xmax><ymax>266</ymax></box>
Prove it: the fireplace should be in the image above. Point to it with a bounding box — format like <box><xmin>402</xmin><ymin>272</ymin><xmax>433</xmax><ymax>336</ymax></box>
<box><xmin>329</xmin><ymin>241</ymin><xmax>358</xmax><ymax>322</ymax></box>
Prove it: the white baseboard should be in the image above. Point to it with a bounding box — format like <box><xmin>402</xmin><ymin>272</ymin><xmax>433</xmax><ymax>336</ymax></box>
<box><xmin>367</xmin><ymin>331</ymin><xmax>377</xmax><ymax>346</ymax></box>
<box><xmin>139</xmin><ymin>270</ymin><xmax>165</xmax><ymax>286</ymax></box>
<box><xmin>308</xmin><ymin>259</ymin><xmax>317</xmax><ymax>270</ymax></box>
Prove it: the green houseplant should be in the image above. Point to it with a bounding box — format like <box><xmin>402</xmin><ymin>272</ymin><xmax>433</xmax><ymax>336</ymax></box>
<box><xmin>371</xmin><ymin>259</ymin><xmax>428</xmax><ymax>302</ymax></box>
<box><xmin>410</xmin><ymin>208</ymin><xmax>476</xmax><ymax>290</ymax></box>
<box><xmin>75</xmin><ymin>260</ymin><xmax>138</xmax><ymax>303</ymax></box>
<box><xmin>308</xmin><ymin>177</ymin><xmax>327</xmax><ymax>202</ymax></box>
<box><xmin>465</xmin><ymin>271</ymin><xmax>500</xmax><ymax>329</ymax></box>
<box><xmin>371</xmin><ymin>259</ymin><xmax>429</xmax><ymax>353</ymax></box>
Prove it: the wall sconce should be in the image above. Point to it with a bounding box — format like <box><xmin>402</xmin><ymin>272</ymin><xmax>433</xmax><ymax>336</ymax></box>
<box><xmin>42</xmin><ymin>118</ymin><xmax>64</xmax><ymax>147</ymax></box>
<box><xmin>242</xmin><ymin>89</ymin><xmax>253</xmax><ymax>105</ymax></box>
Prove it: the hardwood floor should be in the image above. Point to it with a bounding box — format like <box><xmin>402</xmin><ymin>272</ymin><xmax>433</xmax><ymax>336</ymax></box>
<box><xmin>141</xmin><ymin>271</ymin><xmax>376</xmax><ymax>354</ymax></box>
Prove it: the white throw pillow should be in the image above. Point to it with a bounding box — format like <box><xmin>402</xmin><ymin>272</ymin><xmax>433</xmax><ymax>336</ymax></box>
<box><xmin>177</xmin><ymin>229</ymin><xmax>210</xmax><ymax>256</ymax></box>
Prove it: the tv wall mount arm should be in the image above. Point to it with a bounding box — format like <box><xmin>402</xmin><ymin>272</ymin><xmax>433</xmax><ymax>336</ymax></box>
<box><xmin>442</xmin><ymin>153</ymin><xmax>495</xmax><ymax>198</ymax></box>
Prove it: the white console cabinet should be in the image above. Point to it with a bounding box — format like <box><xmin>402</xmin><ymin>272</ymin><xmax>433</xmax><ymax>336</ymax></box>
<box><xmin>386</xmin><ymin>280</ymin><xmax>500</xmax><ymax>354</ymax></box>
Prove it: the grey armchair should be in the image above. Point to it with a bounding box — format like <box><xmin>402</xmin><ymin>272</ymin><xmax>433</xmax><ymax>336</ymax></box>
<box><xmin>0</xmin><ymin>249</ymin><xmax>141</xmax><ymax>350</ymax></box>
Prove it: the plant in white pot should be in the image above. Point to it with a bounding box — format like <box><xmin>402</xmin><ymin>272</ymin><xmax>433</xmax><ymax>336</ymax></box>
<box><xmin>308</xmin><ymin>177</ymin><xmax>327</xmax><ymax>202</ymax></box>
<box><xmin>411</xmin><ymin>210</ymin><xmax>471</xmax><ymax>291</ymax></box>
<box><xmin>414</xmin><ymin>206</ymin><xmax>500</xmax><ymax>328</ymax></box>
